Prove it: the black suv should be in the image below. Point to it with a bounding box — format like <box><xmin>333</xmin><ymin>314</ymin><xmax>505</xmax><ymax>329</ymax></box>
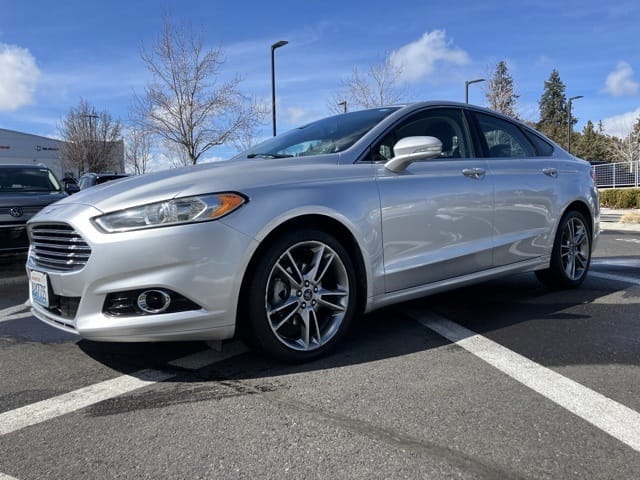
<box><xmin>0</xmin><ymin>165</ymin><xmax>72</xmax><ymax>253</ymax></box>
<box><xmin>78</xmin><ymin>172</ymin><xmax>129</xmax><ymax>189</ymax></box>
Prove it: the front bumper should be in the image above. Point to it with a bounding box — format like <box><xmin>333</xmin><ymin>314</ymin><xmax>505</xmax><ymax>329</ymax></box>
<box><xmin>27</xmin><ymin>203</ymin><xmax>257</xmax><ymax>342</ymax></box>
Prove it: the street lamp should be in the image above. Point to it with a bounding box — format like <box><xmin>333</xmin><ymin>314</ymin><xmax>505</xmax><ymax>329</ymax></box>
<box><xmin>567</xmin><ymin>95</ymin><xmax>583</xmax><ymax>154</ymax></box>
<box><xmin>271</xmin><ymin>40</ymin><xmax>288</xmax><ymax>136</ymax></box>
<box><xmin>465</xmin><ymin>78</ymin><xmax>485</xmax><ymax>104</ymax></box>
<box><xmin>338</xmin><ymin>101</ymin><xmax>347</xmax><ymax>113</ymax></box>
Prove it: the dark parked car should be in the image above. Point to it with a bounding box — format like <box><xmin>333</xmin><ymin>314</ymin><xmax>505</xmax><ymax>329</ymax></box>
<box><xmin>78</xmin><ymin>172</ymin><xmax>130</xmax><ymax>190</ymax></box>
<box><xmin>0</xmin><ymin>165</ymin><xmax>70</xmax><ymax>253</ymax></box>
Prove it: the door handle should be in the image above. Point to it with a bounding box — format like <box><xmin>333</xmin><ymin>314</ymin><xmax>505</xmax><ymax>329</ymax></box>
<box><xmin>462</xmin><ymin>168</ymin><xmax>486</xmax><ymax>179</ymax></box>
<box><xmin>542</xmin><ymin>167</ymin><xmax>558</xmax><ymax>178</ymax></box>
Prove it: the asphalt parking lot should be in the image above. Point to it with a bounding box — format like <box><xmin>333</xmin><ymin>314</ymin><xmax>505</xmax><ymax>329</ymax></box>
<box><xmin>0</xmin><ymin>226</ymin><xmax>639</xmax><ymax>479</ymax></box>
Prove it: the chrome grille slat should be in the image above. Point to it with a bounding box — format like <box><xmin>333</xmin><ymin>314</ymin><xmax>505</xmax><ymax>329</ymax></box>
<box><xmin>32</xmin><ymin>240</ymin><xmax>91</xmax><ymax>250</ymax></box>
<box><xmin>30</xmin><ymin>223</ymin><xmax>91</xmax><ymax>272</ymax></box>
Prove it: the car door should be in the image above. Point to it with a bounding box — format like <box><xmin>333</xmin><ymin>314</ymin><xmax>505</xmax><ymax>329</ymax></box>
<box><xmin>372</xmin><ymin>107</ymin><xmax>494</xmax><ymax>293</ymax></box>
<box><xmin>469</xmin><ymin>111</ymin><xmax>557</xmax><ymax>266</ymax></box>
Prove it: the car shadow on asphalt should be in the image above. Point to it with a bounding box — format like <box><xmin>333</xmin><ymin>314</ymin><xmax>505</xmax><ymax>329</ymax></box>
<box><xmin>78</xmin><ymin>270</ymin><xmax>640</xmax><ymax>383</ymax></box>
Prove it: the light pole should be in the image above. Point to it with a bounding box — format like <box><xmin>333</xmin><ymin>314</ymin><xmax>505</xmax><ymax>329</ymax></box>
<box><xmin>338</xmin><ymin>101</ymin><xmax>347</xmax><ymax>113</ymax></box>
<box><xmin>567</xmin><ymin>95</ymin><xmax>583</xmax><ymax>154</ymax></box>
<box><xmin>271</xmin><ymin>40</ymin><xmax>288</xmax><ymax>136</ymax></box>
<box><xmin>465</xmin><ymin>78</ymin><xmax>485</xmax><ymax>104</ymax></box>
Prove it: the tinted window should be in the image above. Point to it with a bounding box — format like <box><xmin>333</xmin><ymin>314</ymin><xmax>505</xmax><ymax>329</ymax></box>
<box><xmin>369</xmin><ymin>108</ymin><xmax>471</xmax><ymax>162</ymax></box>
<box><xmin>0</xmin><ymin>167</ymin><xmax>61</xmax><ymax>192</ymax></box>
<box><xmin>473</xmin><ymin>112</ymin><xmax>535</xmax><ymax>158</ymax></box>
<box><xmin>523</xmin><ymin>129</ymin><xmax>554</xmax><ymax>156</ymax></box>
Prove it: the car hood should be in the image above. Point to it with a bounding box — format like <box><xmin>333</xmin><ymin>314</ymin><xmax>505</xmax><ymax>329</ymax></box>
<box><xmin>0</xmin><ymin>191</ymin><xmax>67</xmax><ymax>208</ymax></box>
<box><xmin>52</xmin><ymin>155</ymin><xmax>347</xmax><ymax>213</ymax></box>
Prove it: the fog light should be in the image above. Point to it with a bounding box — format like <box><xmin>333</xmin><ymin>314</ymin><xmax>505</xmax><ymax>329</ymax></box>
<box><xmin>104</xmin><ymin>289</ymin><xmax>201</xmax><ymax>316</ymax></box>
<box><xmin>137</xmin><ymin>289</ymin><xmax>171</xmax><ymax>314</ymax></box>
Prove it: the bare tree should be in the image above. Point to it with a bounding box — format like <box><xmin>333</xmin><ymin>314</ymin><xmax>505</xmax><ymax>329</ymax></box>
<box><xmin>329</xmin><ymin>53</ymin><xmax>407</xmax><ymax>114</ymax></box>
<box><xmin>125</xmin><ymin>126</ymin><xmax>153</xmax><ymax>174</ymax></box>
<box><xmin>58</xmin><ymin>98</ymin><xmax>123</xmax><ymax>175</ymax></box>
<box><xmin>132</xmin><ymin>17</ymin><xmax>266</xmax><ymax>165</ymax></box>
<box><xmin>485</xmin><ymin>60</ymin><xmax>519</xmax><ymax>118</ymax></box>
<box><xmin>608</xmin><ymin>116</ymin><xmax>640</xmax><ymax>172</ymax></box>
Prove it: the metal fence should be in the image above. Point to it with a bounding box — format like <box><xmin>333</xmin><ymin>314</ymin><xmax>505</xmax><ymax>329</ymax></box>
<box><xmin>592</xmin><ymin>161</ymin><xmax>639</xmax><ymax>188</ymax></box>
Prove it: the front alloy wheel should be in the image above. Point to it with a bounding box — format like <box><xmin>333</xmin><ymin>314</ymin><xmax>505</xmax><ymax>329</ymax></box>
<box><xmin>246</xmin><ymin>230</ymin><xmax>357</xmax><ymax>361</ymax></box>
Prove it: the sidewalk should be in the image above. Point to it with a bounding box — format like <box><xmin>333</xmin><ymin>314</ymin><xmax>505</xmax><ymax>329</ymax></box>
<box><xmin>599</xmin><ymin>207</ymin><xmax>640</xmax><ymax>232</ymax></box>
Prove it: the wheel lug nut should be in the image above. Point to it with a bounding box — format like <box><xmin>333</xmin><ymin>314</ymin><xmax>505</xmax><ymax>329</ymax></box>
<box><xmin>311</xmin><ymin>300</ymin><xmax>316</xmax><ymax>306</ymax></box>
<box><xmin>301</xmin><ymin>302</ymin><xmax>306</xmax><ymax>308</ymax></box>
<box><xmin>297</xmin><ymin>290</ymin><xmax>302</xmax><ymax>297</ymax></box>
<box><xmin>305</xmin><ymin>281</ymin><xmax>310</xmax><ymax>287</ymax></box>
<box><xmin>313</xmin><ymin>287</ymin><xmax>318</xmax><ymax>293</ymax></box>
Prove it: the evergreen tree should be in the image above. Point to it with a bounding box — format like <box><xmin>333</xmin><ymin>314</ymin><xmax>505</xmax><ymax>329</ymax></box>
<box><xmin>574</xmin><ymin>120</ymin><xmax>611</xmax><ymax>161</ymax></box>
<box><xmin>537</xmin><ymin>69</ymin><xmax>575</xmax><ymax>146</ymax></box>
<box><xmin>486</xmin><ymin>60</ymin><xmax>519</xmax><ymax>118</ymax></box>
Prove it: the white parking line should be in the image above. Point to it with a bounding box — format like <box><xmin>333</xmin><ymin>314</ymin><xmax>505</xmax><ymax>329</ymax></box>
<box><xmin>0</xmin><ymin>472</ymin><xmax>20</xmax><ymax>480</ymax></box>
<box><xmin>0</xmin><ymin>344</ymin><xmax>247</xmax><ymax>437</ymax></box>
<box><xmin>412</xmin><ymin>311</ymin><xmax>640</xmax><ymax>453</ymax></box>
<box><xmin>0</xmin><ymin>312</ymin><xmax>32</xmax><ymax>323</ymax></box>
<box><xmin>590</xmin><ymin>271</ymin><xmax>640</xmax><ymax>286</ymax></box>
<box><xmin>0</xmin><ymin>303</ymin><xmax>29</xmax><ymax>318</ymax></box>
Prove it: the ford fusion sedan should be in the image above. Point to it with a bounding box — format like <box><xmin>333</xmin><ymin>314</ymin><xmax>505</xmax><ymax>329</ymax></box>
<box><xmin>27</xmin><ymin>102</ymin><xmax>599</xmax><ymax>361</ymax></box>
<box><xmin>0</xmin><ymin>165</ymin><xmax>69</xmax><ymax>254</ymax></box>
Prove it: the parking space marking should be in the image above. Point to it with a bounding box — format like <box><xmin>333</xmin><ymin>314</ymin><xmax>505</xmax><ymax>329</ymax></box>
<box><xmin>168</xmin><ymin>342</ymin><xmax>248</xmax><ymax>369</ymax></box>
<box><xmin>412</xmin><ymin>311</ymin><xmax>640</xmax><ymax>453</ymax></box>
<box><xmin>590</xmin><ymin>271</ymin><xmax>640</xmax><ymax>286</ymax></box>
<box><xmin>0</xmin><ymin>472</ymin><xmax>20</xmax><ymax>480</ymax></box>
<box><xmin>0</xmin><ymin>303</ymin><xmax>28</xmax><ymax>318</ymax></box>
<box><xmin>0</xmin><ymin>344</ymin><xmax>247</xmax><ymax>437</ymax></box>
<box><xmin>0</xmin><ymin>312</ymin><xmax>32</xmax><ymax>323</ymax></box>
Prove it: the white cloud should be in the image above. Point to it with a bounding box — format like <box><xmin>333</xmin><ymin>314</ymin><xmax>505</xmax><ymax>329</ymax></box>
<box><xmin>0</xmin><ymin>43</ymin><xmax>41</xmax><ymax>111</ymax></box>
<box><xmin>285</xmin><ymin>106</ymin><xmax>313</xmax><ymax>125</ymax></box>
<box><xmin>390</xmin><ymin>30</ymin><xmax>470</xmax><ymax>83</ymax></box>
<box><xmin>603</xmin><ymin>62</ymin><xmax>639</xmax><ymax>96</ymax></box>
<box><xmin>601</xmin><ymin>107</ymin><xmax>640</xmax><ymax>138</ymax></box>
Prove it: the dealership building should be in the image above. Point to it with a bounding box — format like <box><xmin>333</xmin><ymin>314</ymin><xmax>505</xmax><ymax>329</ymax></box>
<box><xmin>0</xmin><ymin>128</ymin><xmax>124</xmax><ymax>180</ymax></box>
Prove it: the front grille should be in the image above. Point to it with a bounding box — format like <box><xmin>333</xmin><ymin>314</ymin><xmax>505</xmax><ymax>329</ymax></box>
<box><xmin>30</xmin><ymin>223</ymin><xmax>91</xmax><ymax>271</ymax></box>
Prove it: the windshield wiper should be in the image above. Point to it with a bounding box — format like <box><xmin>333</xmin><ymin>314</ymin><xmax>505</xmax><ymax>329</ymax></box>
<box><xmin>246</xmin><ymin>152</ymin><xmax>293</xmax><ymax>159</ymax></box>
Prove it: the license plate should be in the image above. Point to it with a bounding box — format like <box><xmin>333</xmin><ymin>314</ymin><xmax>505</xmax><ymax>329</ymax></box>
<box><xmin>30</xmin><ymin>270</ymin><xmax>49</xmax><ymax>308</ymax></box>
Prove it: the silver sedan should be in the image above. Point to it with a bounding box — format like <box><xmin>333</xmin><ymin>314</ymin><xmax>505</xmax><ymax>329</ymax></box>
<box><xmin>26</xmin><ymin>102</ymin><xmax>599</xmax><ymax>361</ymax></box>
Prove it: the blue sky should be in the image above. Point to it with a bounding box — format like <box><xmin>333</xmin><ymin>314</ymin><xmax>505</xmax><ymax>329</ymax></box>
<box><xmin>1</xmin><ymin>0</ymin><xmax>640</xmax><ymax>164</ymax></box>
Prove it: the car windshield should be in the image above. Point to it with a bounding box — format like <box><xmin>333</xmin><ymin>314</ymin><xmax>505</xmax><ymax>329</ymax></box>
<box><xmin>244</xmin><ymin>107</ymin><xmax>401</xmax><ymax>159</ymax></box>
<box><xmin>0</xmin><ymin>167</ymin><xmax>62</xmax><ymax>193</ymax></box>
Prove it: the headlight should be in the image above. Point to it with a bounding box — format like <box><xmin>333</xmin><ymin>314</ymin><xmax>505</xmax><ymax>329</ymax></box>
<box><xmin>92</xmin><ymin>193</ymin><xmax>246</xmax><ymax>233</ymax></box>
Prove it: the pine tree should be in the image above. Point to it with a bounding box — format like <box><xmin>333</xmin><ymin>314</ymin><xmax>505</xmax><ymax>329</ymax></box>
<box><xmin>574</xmin><ymin>120</ymin><xmax>611</xmax><ymax>161</ymax></box>
<box><xmin>486</xmin><ymin>60</ymin><xmax>519</xmax><ymax>118</ymax></box>
<box><xmin>537</xmin><ymin>69</ymin><xmax>575</xmax><ymax>146</ymax></box>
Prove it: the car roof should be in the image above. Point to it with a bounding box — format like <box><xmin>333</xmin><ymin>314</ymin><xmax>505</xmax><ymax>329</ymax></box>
<box><xmin>0</xmin><ymin>164</ymin><xmax>53</xmax><ymax>170</ymax></box>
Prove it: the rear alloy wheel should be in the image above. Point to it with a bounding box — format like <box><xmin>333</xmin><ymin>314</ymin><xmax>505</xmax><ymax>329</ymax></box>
<box><xmin>246</xmin><ymin>229</ymin><xmax>357</xmax><ymax>362</ymax></box>
<box><xmin>536</xmin><ymin>210</ymin><xmax>591</xmax><ymax>289</ymax></box>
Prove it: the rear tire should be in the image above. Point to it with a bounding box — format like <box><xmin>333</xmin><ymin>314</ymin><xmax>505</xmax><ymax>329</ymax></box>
<box><xmin>535</xmin><ymin>210</ymin><xmax>591</xmax><ymax>289</ymax></box>
<box><xmin>245</xmin><ymin>229</ymin><xmax>357</xmax><ymax>362</ymax></box>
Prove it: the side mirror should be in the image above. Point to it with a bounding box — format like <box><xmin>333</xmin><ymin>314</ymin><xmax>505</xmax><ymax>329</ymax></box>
<box><xmin>65</xmin><ymin>183</ymin><xmax>80</xmax><ymax>195</ymax></box>
<box><xmin>384</xmin><ymin>136</ymin><xmax>442</xmax><ymax>173</ymax></box>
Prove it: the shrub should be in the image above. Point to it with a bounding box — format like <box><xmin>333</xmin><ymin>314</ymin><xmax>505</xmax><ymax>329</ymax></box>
<box><xmin>599</xmin><ymin>188</ymin><xmax>640</xmax><ymax>208</ymax></box>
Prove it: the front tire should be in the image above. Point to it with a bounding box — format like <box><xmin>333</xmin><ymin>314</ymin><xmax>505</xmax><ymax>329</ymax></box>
<box><xmin>536</xmin><ymin>210</ymin><xmax>592</xmax><ymax>289</ymax></box>
<box><xmin>245</xmin><ymin>229</ymin><xmax>357</xmax><ymax>362</ymax></box>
